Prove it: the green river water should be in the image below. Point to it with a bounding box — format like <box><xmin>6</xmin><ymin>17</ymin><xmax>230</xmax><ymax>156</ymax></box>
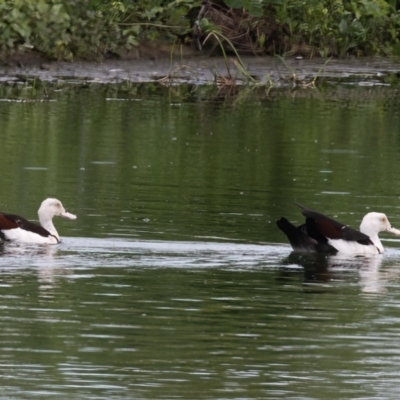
<box><xmin>0</xmin><ymin>83</ymin><xmax>400</xmax><ymax>399</ymax></box>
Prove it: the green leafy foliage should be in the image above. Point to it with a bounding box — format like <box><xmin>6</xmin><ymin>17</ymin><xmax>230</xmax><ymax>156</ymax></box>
<box><xmin>0</xmin><ymin>0</ymin><xmax>200</xmax><ymax>60</ymax></box>
<box><xmin>0</xmin><ymin>0</ymin><xmax>399</xmax><ymax>59</ymax></box>
<box><xmin>224</xmin><ymin>0</ymin><xmax>283</xmax><ymax>16</ymax></box>
<box><xmin>273</xmin><ymin>0</ymin><xmax>400</xmax><ymax>57</ymax></box>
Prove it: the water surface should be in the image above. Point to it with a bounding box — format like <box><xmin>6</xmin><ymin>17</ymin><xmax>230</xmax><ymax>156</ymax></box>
<box><xmin>0</xmin><ymin>84</ymin><xmax>400</xmax><ymax>399</ymax></box>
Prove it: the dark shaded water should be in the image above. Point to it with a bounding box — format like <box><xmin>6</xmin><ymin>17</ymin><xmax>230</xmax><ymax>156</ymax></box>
<box><xmin>1</xmin><ymin>83</ymin><xmax>400</xmax><ymax>399</ymax></box>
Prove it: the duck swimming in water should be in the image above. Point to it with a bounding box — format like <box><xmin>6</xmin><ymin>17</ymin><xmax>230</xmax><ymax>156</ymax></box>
<box><xmin>277</xmin><ymin>203</ymin><xmax>400</xmax><ymax>255</ymax></box>
<box><xmin>0</xmin><ymin>198</ymin><xmax>76</xmax><ymax>244</ymax></box>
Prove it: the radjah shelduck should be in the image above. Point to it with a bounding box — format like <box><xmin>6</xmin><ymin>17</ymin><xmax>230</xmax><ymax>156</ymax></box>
<box><xmin>0</xmin><ymin>198</ymin><xmax>76</xmax><ymax>244</ymax></box>
<box><xmin>277</xmin><ymin>203</ymin><xmax>400</xmax><ymax>255</ymax></box>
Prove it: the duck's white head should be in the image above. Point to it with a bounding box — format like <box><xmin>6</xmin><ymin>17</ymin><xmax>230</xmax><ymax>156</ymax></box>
<box><xmin>38</xmin><ymin>198</ymin><xmax>77</xmax><ymax>221</ymax></box>
<box><xmin>360</xmin><ymin>212</ymin><xmax>400</xmax><ymax>237</ymax></box>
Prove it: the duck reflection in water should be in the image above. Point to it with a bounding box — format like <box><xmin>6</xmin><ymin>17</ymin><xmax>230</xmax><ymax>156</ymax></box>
<box><xmin>278</xmin><ymin>252</ymin><xmax>333</xmax><ymax>288</ymax></box>
<box><xmin>278</xmin><ymin>251</ymin><xmax>385</xmax><ymax>294</ymax></box>
<box><xmin>0</xmin><ymin>241</ymin><xmax>59</xmax><ymax>257</ymax></box>
<box><xmin>0</xmin><ymin>241</ymin><xmax>67</xmax><ymax>290</ymax></box>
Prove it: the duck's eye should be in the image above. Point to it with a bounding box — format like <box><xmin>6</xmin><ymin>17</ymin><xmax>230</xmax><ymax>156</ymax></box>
<box><xmin>381</xmin><ymin>217</ymin><xmax>386</xmax><ymax>222</ymax></box>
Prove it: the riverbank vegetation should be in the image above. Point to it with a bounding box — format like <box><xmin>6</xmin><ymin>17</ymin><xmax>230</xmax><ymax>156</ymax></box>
<box><xmin>0</xmin><ymin>0</ymin><xmax>400</xmax><ymax>60</ymax></box>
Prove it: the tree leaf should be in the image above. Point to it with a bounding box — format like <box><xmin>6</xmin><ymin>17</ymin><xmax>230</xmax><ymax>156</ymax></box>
<box><xmin>224</xmin><ymin>0</ymin><xmax>244</xmax><ymax>8</ymax></box>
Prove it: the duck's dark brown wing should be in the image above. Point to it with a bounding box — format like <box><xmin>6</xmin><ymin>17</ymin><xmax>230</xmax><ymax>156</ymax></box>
<box><xmin>0</xmin><ymin>214</ymin><xmax>19</xmax><ymax>230</ymax></box>
<box><xmin>0</xmin><ymin>213</ymin><xmax>51</xmax><ymax>240</ymax></box>
<box><xmin>295</xmin><ymin>203</ymin><xmax>371</xmax><ymax>242</ymax></box>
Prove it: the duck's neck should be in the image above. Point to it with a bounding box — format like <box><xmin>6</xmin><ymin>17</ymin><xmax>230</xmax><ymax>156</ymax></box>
<box><xmin>39</xmin><ymin>216</ymin><xmax>60</xmax><ymax>240</ymax></box>
<box><xmin>360</xmin><ymin>222</ymin><xmax>384</xmax><ymax>253</ymax></box>
<box><xmin>368</xmin><ymin>234</ymin><xmax>384</xmax><ymax>253</ymax></box>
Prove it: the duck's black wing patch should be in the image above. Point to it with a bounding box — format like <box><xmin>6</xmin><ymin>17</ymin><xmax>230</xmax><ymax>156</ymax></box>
<box><xmin>277</xmin><ymin>217</ymin><xmax>338</xmax><ymax>254</ymax></box>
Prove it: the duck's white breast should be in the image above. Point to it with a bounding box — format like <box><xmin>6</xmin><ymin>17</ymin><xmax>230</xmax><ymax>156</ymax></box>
<box><xmin>2</xmin><ymin>228</ymin><xmax>58</xmax><ymax>244</ymax></box>
<box><xmin>328</xmin><ymin>239</ymin><xmax>380</xmax><ymax>255</ymax></box>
